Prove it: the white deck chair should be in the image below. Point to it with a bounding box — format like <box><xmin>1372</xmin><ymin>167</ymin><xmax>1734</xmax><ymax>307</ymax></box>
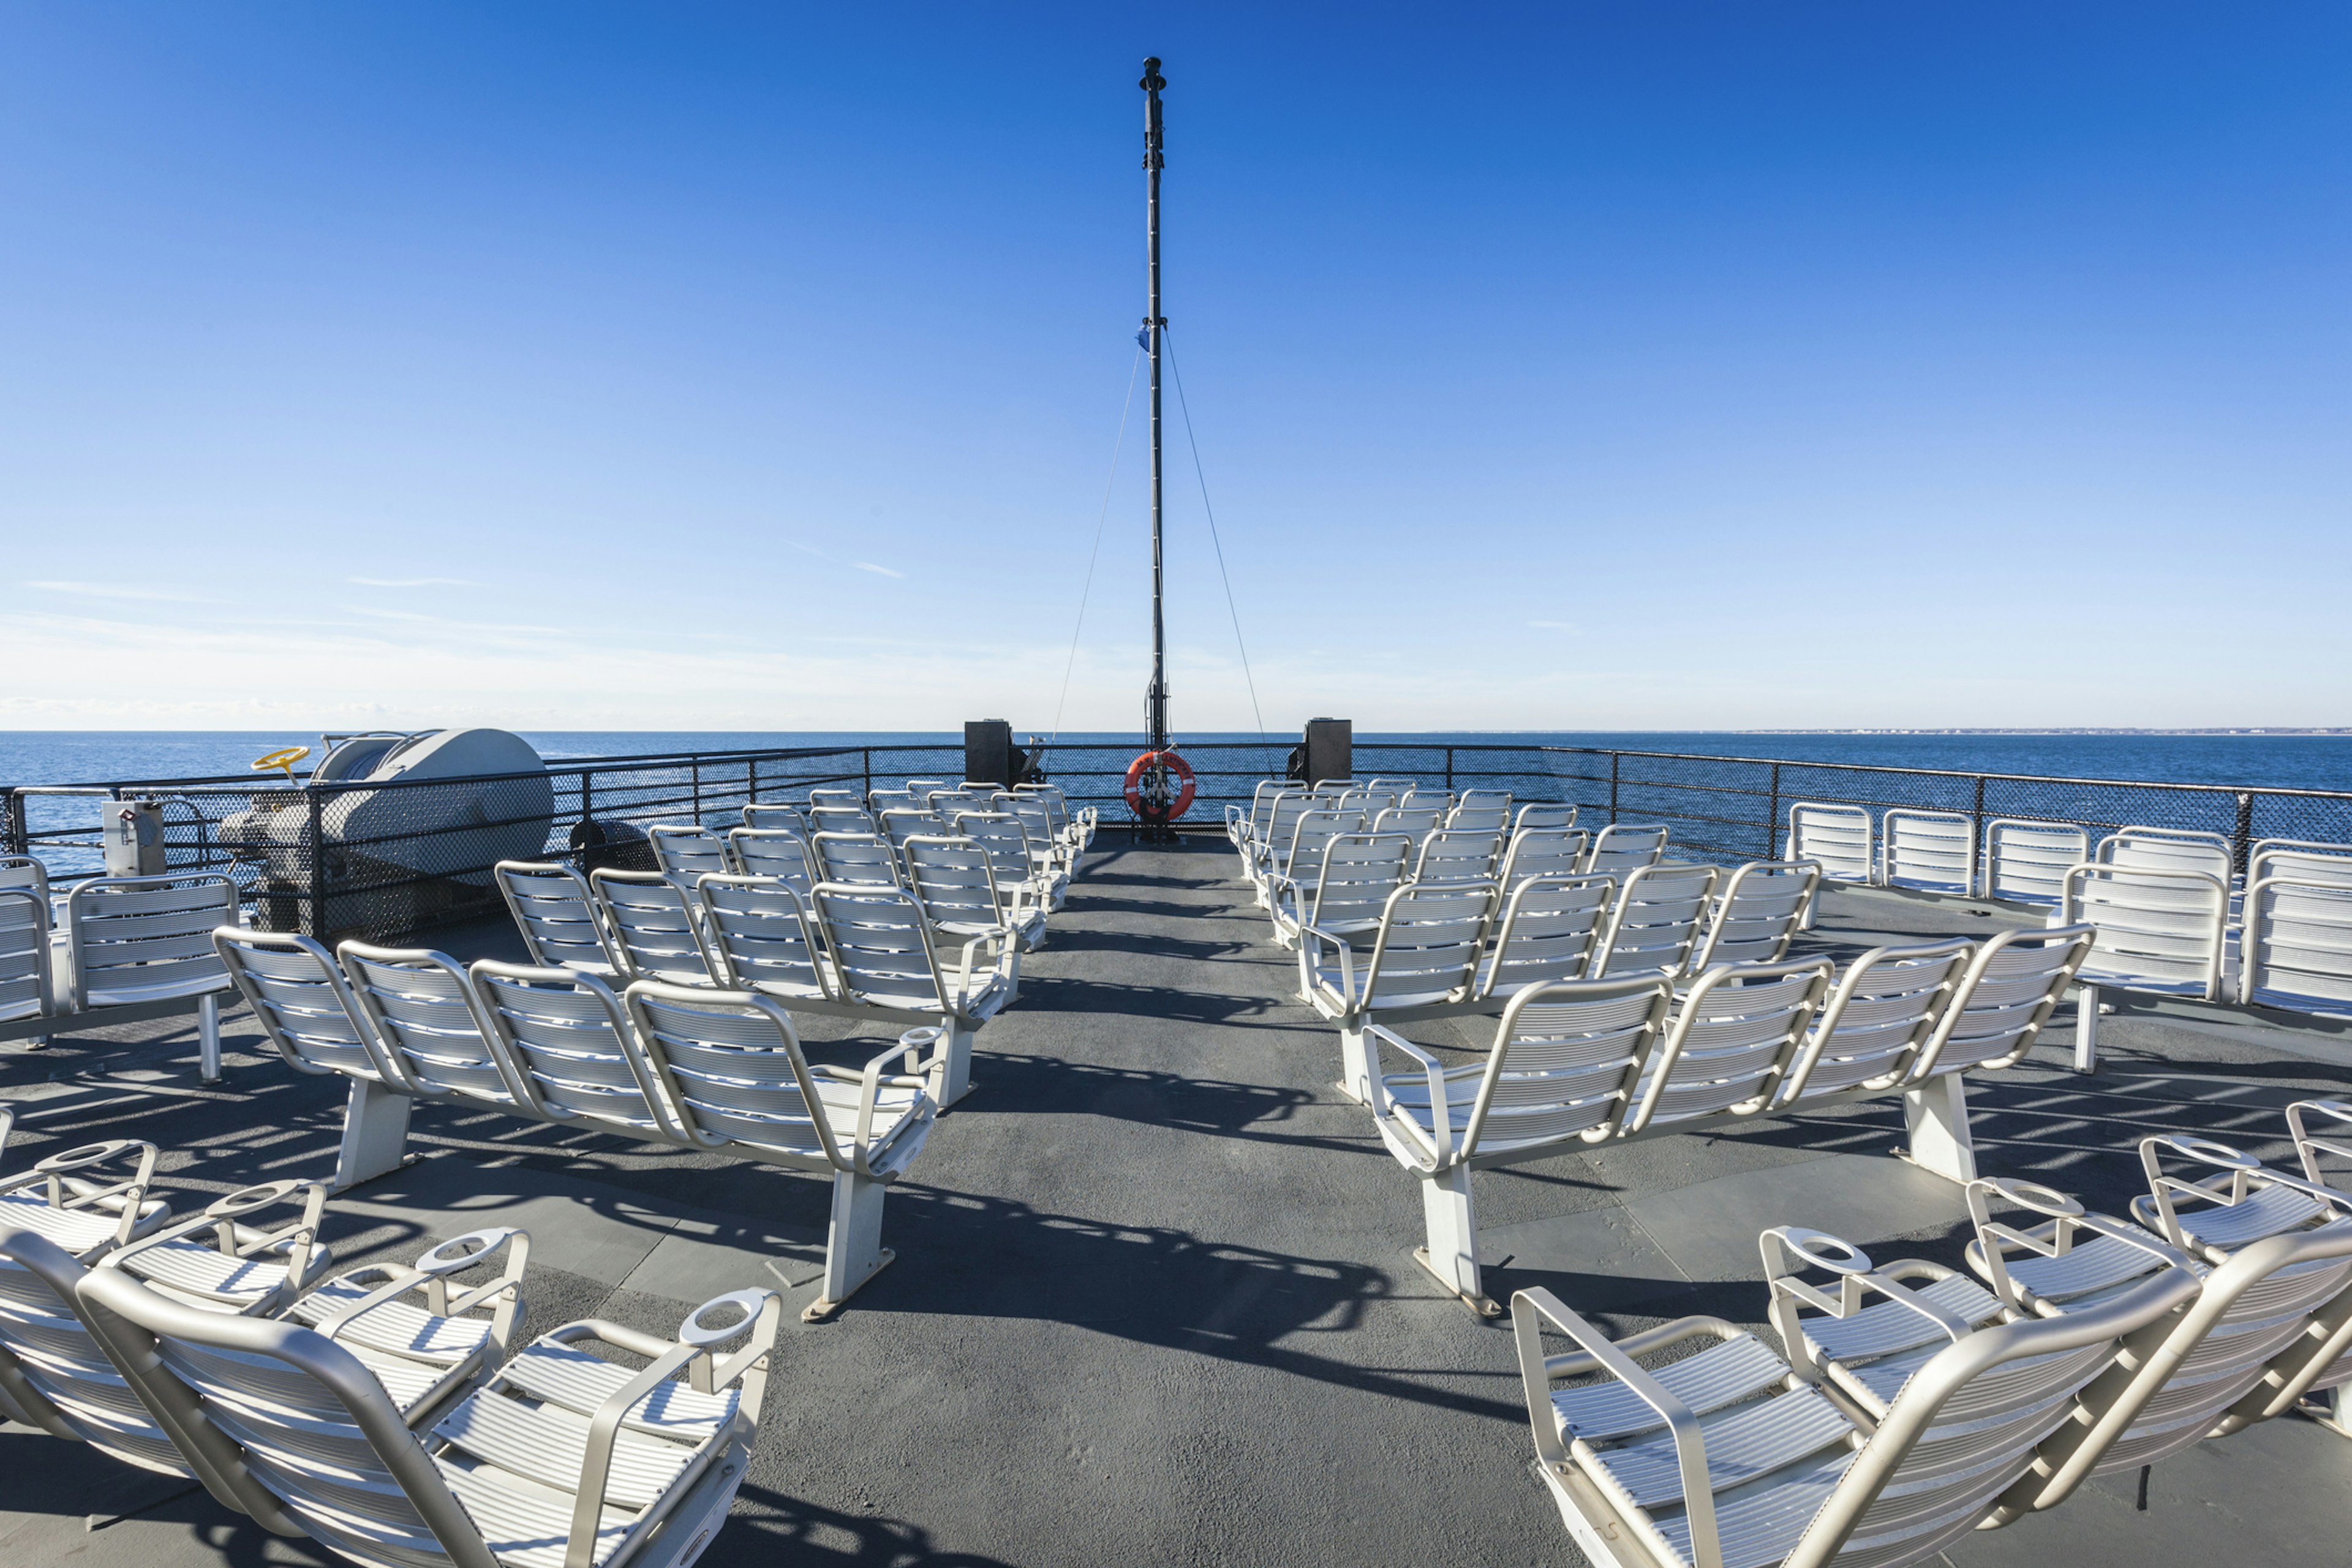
<box><xmin>902</xmin><ymin>835</ymin><xmax>1031</xmax><ymax>997</ymax></box>
<box><xmin>1458</xmin><ymin>788</ymin><xmax>1512</xmax><ymax>811</ymax></box>
<box><xmin>1371</xmin><ymin>976</ymin><xmax>1675</xmax><ymax>1311</ymax></box>
<box><xmin>472</xmin><ymin>962</ymin><xmax>687</xmax><ymax>1142</ymax></box>
<box><xmin>214</xmin><ymin>929</ymin><xmax>426</xmax><ymax>1188</ymax></box>
<box><xmin>810</xmin><ymin>830</ymin><xmax>903</xmax><ymax>891</ymax></box>
<box><xmin>1510</xmin><ymin>1224</ymin><xmax>2193</xmax><ymax>1568</ymax></box>
<box><xmin>589</xmin><ymin>870</ymin><xmax>718</xmax><ymax>986</ymax></box>
<box><xmin>1787</xmin><ymin>802</ymin><xmax>1871</xmax><ymax>926</ymax></box>
<box><xmin>1412</xmin><ymin>826</ymin><xmax>1504</xmax><ymax>888</ymax></box>
<box><xmin>1878</xmin><ymin>809</ymin><xmax>1973</xmax><ymax>894</ymax></box>
<box><xmin>626</xmin><ymin>982</ymin><xmax>935</xmax><ymax>1317</ymax></box>
<box><xmin>2058</xmin><ymin>862</ymin><xmax>2228</xmax><ymax>1071</ymax></box>
<box><xmin>808</xmin><ymin>786</ymin><xmax>862</xmax><ymax>809</ymax></box>
<box><xmin>1980</xmin><ymin>818</ymin><xmax>2088</xmax><ymax>906</ymax></box>
<box><xmin>725</xmin><ymin>827</ymin><xmax>818</xmax><ymax>902</ymax></box>
<box><xmin>646</xmin><ymin>824</ymin><xmax>734</xmax><ymax>883</ymax></box>
<box><xmin>1580</xmin><ymin>823</ymin><xmax>1668</xmax><ymax>879</ymax></box>
<box><xmin>696</xmin><ymin>875</ymin><xmax>832</xmax><ymax>1001</ymax></box>
<box><xmin>808</xmin><ymin>804</ymin><xmax>877</xmax><ymax>837</ymax></box>
<box><xmin>1775</xmin><ymin>939</ymin><xmax>1972</xmax><ymax>1107</ymax></box>
<box><xmin>1899</xmin><ymin>925</ymin><xmax>2094</xmax><ymax>1179</ymax></box>
<box><xmin>97</xmin><ymin>1179</ymin><xmax>333</xmax><ymax>1317</ymax></box>
<box><xmin>1272</xmin><ymin>832</ymin><xmax>1413</xmax><ymax>962</ymax></box>
<box><xmin>2250</xmin><ymin>838</ymin><xmax>2352</xmax><ymax>888</ymax></box>
<box><xmin>1015</xmin><ymin>782</ymin><xmax>1093</xmax><ymax>850</ymax></box>
<box><xmin>1398</xmin><ymin>787</ymin><xmax>1453</xmax><ymax>815</ymax></box>
<box><xmin>342</xmin><ymin>943</ymin><xmax>535</xmax><ymax>1115</ymax></box>
<box><xmin>1687</xmin><ymin>861</ymin><xmax>1819</xmax><ymax>971</ymax></box>
<box><xmin>877</xmin><ymin>808</ymin><xmax>940</xmax><ymax>883</ymax></box>
<box><xmin>1243</xmin><ymin>791</ymin><xmax>1314</xmax><ymax>904</ymax></box>
<box><xmin>1371</xmin><ymin>805</ymin><xmax>1444</xmax><ymax>842</ymax></box>
<box><xmin>66</xmin><ymin>874</ymin><xmax>239</xmax><ymax>1082</ymax></box>
<box><xmin>1960</xmin><ymin>1171</ymin><xmax>2352</xmax><ymax>1520</ymax></box>
<box><xmin>0</xmin><ymin>888</ymin><xmax>52</xmax><ymax>1044</ymax></box>
<box><xmin>81</xmin><ymin>1263</ymin><xmax>782</xmax><ymax>1568</ymax></box>
<box><xmin>1264</xmin><ymin>808</ymin><xmax>1364</xmax><ymax>919</ymax></box>
<box><xmin>2097</xmin><ymin>826</ymin><xmax>2234</xmax><ymax>884</ymax></box>
<box><xmin>0</xmin><ymin>1136</ymin><xmax>169</xmax><ymax>1262</ymax></box>
<box><xmin>1444</xmin><ymin>804</ymin><xmax>1510</xmax><ymax>835</ymax></box>
<box><xmin>1591</xmin><ymin>864</ymin><xmax>1720</xmax><ymax>980</ymax></box>
<box><xmin>1621</xmin><ymin>958</ymin><xmax>1834</xmax><ymax>1136</ymax></box>
<box><xmin>1305</xmin><ymin>880</ymin><xmax>1499</xmax><ymax>1105</ymax></box>
<box><xmin>2238</xmin><ymin>875</ymin><xmax>2352</xmax><ymax>1018</ymax></box>
<box><xmin>1497</xmin><ymin>827</ymin><xmax>1589</xmax><ymax>894</ymax></box>
<box><xmin>1227</xmin><ymin>783</ymin><xmax>1279</xmax><ymax>850</ymax></box>
<box><xmin>807</xmin><ymin>883</ymin><xmax>1011</xmax><ymax>1107</ymax></box>
<box><xmin>741</xmin><ymin>801</ymin><xmax>810</xmax><ymax>837</ymax></box>
<box><xmin>867</xmin><ymin>786</ymin><xmax>925</xmax><ymax>815</ymax></box>
<box><xmin>1514</xmin><ymin>803</ymin><xmax>1577</xmax><ymax>834</ymax></box>
<box><xmin>494</xmin><ymin>861</ymin><xmax>619</xmax><ymax>977</ymax></box>
<box><xmin>1476</xmin><ymin>875</ymin><xmax>1615</xmax><ymax>1000</ymax></box>
<box><xmin>977</xmin><ymin>805</ymin><xmax>1069</xmax><ymax>911</ymax></box>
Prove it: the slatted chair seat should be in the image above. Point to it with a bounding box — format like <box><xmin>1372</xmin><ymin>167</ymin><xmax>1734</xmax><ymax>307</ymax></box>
<box><xmin>0</xmin><ymin>1133</ymin><xmax>170</xmax><ymax>1260</ymax></box>
<box><xmin>293</xmin><ymin>1284</ymin><xmax>494</xmax><ymax>1366</ymax></box>
<box><xmin>1513</xmin><ymin>1222</ymin><xmax>2192</xmax><ymax>1568</ymax></box>
<box><xmin>100</xmin><ymin>1180</ymin><xmax>334</xmax><ymax>1317</ymax></box>
<box><xmin>902</xmin><ymin>835</ymin><xmax>1038</xmax><ymax>995</ymax></box>
<box><xmin>949</xmin><ymin>812</ymin><xmax>1061</xmax><ymax>928</ymax></box>
<box><xmin>1515</xmin><ymin>803</ymin><xmax>1578</xmax><ymax>834</ymax></box>
<box><xmin>1551</xmin><ymin>1330</ymin><xmax>1792</xmax><ymax>1445</ymax></box>
<box><xmin>341</xmin><ymin>943</ymin><xmax>529</xmax><ymax>1110</ymax></box>
<box><xmin>1371</xmin><ymin>805</ymin><xmax>1444</xmax><ymax>842</ymax></box>
<box><xmin>0</xmin><ymin>888</ymin><xmax>51</xmax><ymax>1030</ymax></box>
<box><xmin>81</xmin><ymin>1270</ymin><xmax>780</xmax><ymax>1568</ymax></box>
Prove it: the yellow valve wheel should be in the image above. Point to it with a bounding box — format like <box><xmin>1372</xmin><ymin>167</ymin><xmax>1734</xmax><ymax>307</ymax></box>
<box><xmin>251</xmin><ymin>745</ymin><xmax>311</xmax><ymax>780</ymax></box>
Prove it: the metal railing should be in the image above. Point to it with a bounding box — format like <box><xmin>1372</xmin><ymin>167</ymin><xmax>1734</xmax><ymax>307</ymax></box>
<box><xmin>10</xmin><ymin>738</ymin><xmax>2348</xmax><ymax>943</ymax></box>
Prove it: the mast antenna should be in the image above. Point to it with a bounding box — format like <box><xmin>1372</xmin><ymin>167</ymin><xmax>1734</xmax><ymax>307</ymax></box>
<box><xmin>1142</xmin><ymin>55</ymin><xmax>1169</xmax><ymax>757</ymax></box>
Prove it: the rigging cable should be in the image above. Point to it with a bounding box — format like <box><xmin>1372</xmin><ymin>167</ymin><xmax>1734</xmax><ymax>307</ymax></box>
<box><xmin>1047</xmin><ymin>345</ymin><xmax>1145</xmax><ymax>752</ymax></box>
<box><xmin>1162</xmin><ymin>324</ymin><xmax>1276</xmax><ymax>777</ymax></box>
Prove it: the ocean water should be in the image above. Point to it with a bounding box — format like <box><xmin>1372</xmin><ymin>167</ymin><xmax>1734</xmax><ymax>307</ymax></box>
<box><xmin>2</xmin><ymin>729</ymin><xmax>2348</xmax><ymax>792</ymax></box>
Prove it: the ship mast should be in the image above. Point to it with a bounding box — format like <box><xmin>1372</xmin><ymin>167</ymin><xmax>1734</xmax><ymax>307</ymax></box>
<box><xmin>1142</xmin><ymin>56</ymin><xmax>1169</xmax><ymax>755</ymax></box>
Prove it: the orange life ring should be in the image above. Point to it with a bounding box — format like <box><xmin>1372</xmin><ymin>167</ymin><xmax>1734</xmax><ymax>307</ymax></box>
<box><xmin>1123</xmin><ymin>750</ymin><xmax>1196</xmax><ymax>822</ymax></box>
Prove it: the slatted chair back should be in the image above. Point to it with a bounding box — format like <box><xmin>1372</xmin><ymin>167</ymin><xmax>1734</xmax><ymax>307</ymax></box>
<box><xmin>811</xmin><ymin>884</ymin><xmax>953</xmax><ymax>1011</ymax></box>
<box><xmin>696</xmin><ymin>875</ymin><xmax>831</xmax><ymax>1000</ymax></box>
<box><xmin>995</xmin><ymin>799</ymin><xmax>1063</xmax><ymax>869</ymax></box>
<box><xmin>952</xmin><ymin>812</ymin><xmax>1038</xmax><ymax>900</ymax></box>
<box><xmin>878</xmin><ymin>809</ymin><xmax>940</xmax><ymax>876</ymax></box>
<box><xmin>78</xmin><ymin>1264</ymin><xmax>777</xmax><ymax>1568</ymax></box>
<box><xmin>2250</xmin><ymin>839</ymin><xmax>2352</xmax><ymax>888</ymax></box>
<box><xmin>1458</xmin><ymin>788</ymin><xmax>1512</xmax><ymax>810</ymax></box>
<box><xmin>1257</xmin><ymin>791</ymin><xmax>1312</xmax><ymax>859</ymax></box>
<box><xmin>1879</xmin><ymin>810</ymin><xmax>1974</xmax><ymax>894</ymax></box>
<box><xmin>1019</xmin><ymin>783</ymin><xmax>1082</xmax><ymax>836</ymax></box>
<box><xmin>1778</xmin><ymin>940</ymin><xmax>1971</xmax><ymax>1103</ymax></box>
<box><xmin>1449</xmin><ymin>976</ymin><xmax>1674</xmax><ymax>1155</ymax></box>
<box><xmin>2098</xmin><ymin>826</ymin><xmax>2234</xmax><ymax>883</ymax></box>
<box><xmin>1981</xmin><ymin>818</ymin><xmax>2088</xmax><ymax>906</ymax></box>
<box><xmin>1625</xmin><ymin>959</ymin><xmax>1833</xmax><ymax>1133</ymax></box>
<box><xmin>741</xmin><ymin>801</ymin><xmax>810</xmax><ymax>836</ymax></box>
<box><xmin>1413</xmin><ymin>827</ymin><xmax>1504</xmax><ymax>888</ymax></box>
<box><xmin>65</xmin><ymin>875</ymin><xmax>238</xmax><ymax>1009</ymax></box>
<box><xmin>0</xmin><ymin>889</ymin><xmax>51</xmax><ymax>1027</ymax></box>
<box><xmin>726</xmin><ymin>828</ymin><xmax>818</xmax><ymax>900</ymax></box>
<box><xmin>1443</xmin><ymin>804</ymin><xmax>1510</xmax><ymax>835</ymax></box>
<box><xmin>647</xmin><ymin>823</ymin><xmax>736</xmax><ymax>883</ymax></box>
<box><xmin>1281</xmin><ymin>809</ymin><xmax>1365</xmax><ymax>894</ymax></box>
<box><xmin>1354</xmin><ymin>882</ymin><xmax>1499</xmax><ymax>1009</ymax></box>
<box><xmin>1305</xmin><ymin>834</ymin><xmax>1414</xmax><ymax>936</ymax></box>
<box><xmin>1788</xmin><ymin>802</ymin><xmax>1873</xmax><ymax>886</ymax></box>
<box><xmin>0</xmin><ymin>854</ymin><xmax>49</xmax><ymax>900</ymax></box>
<box><xmin>1689</xmin><ymin>860</ymin><xmax>1820</xmax><ymax>971</ymax></box>
<box><xmin>587</xmin><ymin>870</ymin><xmax>717</xmax><ymax>986</ymax></box>
<box><xmin>470</xmin><ymin>961</ymin><xmax>682</xmax><ymax>1137</ymax></box>
<box><xmin>1234</xmin><ymin>781</ymin><xmax>1283</xmax><ymax>843</ymax></box>
<box><xmin>339</xmin><ymin>944</ymin><xmax>527</xmax><ymax>1109</ymax></box>
<box><xmin>808</xmin><ymin>803</ymin><xmax>878</xmax><ymax>837</ymax></box>
<box><xmin>2239</xmin><ymin>876</ymin><xmax>2352</xmax><ymax>1018</ymax></box>
<box><xmin>867</xmin><ymin>787</ymin><xmax>924</xmax><ymax>814</ymax></box>
<box><xmin>1371</xmin><ymin>805</ymin><xmax>1444</xmax><ymax>842</ymax></box>
<box><xmin>1498</xmin><ymin>828</ymin><xmax>1590</xmax><ymax>894</ymax></box>
<box><xmin>2060</xmin><ymin>862</ymin><xmax>2228</xmax><ymax>999</ymax></box>
<box><xmin>811</xmin><ymin>831</ymin><xmax>903</xmax><ymax>891</ymax></box>
<box><xmin>925</xmin><ymin>790</ymin><xmax>986</xmax><ymax>821</ymax></box>
<box><xmin>1580</xmin><ymin>824</ymin><xmax>1668</xmax><ymax>879</ymax></box>
<box><xmin>1478</xmin><ymin>874</ymin><xmax>1615</xmax><ymax>999</ymax></box>
<box><xmin>492</xmin><ymin>861</ymin><xmax>616</xmax><ymax>975</ymax></box>
<box><xmin>1909</xmin><ymin>924</ymin><xmax>2093</xmax><ymax>1079</ymax></box>
<box><xmin>0</xmin><ymin>1225</ymin><xmax>197</xmax><ymax>1480</ymax></box>
<box><xmin>624</xmin><ymin>983</ymin><xmax>842</xmax><ymax>1167</ymax></box>
<box><xmin>213</xmin><ymin>930</ymin><xmax>398</xmax><ymax>1085</ymax></box>
<box><xmin>1514</xmin><ymin>803</ymin><xmax>1577</xmax><ymax>834</ymax></box>
<box><xmin>1398</xmin><ymin>787</ymin><xmax>1452</xmax><ymax>814</ymax></box>
<box><xmin>1591</xmin><ymin>864</ymin><xmax>1720</xmax><ymax>980</ymax></box>
<box><xmin>903</xmin><ymin>835</ymin><xmax>1011</xmax><ymax>934</ymax></box>
<box><xmin>808</xmin><ymin>787</ymin><xmax>862</xmax><ymax>809</ymax></box>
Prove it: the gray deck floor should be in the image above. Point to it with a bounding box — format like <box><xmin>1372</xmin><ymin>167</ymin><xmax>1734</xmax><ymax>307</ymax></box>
<box><xmin>4</xmin><ymin>836</ymin><xmax>2350</xmax><ymax>1566</ymax></box>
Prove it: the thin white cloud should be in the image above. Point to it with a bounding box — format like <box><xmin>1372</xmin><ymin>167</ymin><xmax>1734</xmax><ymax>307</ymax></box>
<box><xmin>25</xmin><ymin>580</ymin><xmax>196</xmax><ymax>602</ymax></box>
<box><xmin>1527</xmin><ymin>619</ymin><xmax>1577</xmax><ymax>631</ymax></box>
<box><xmin>348</xmin><ymin>576</ymin><xmax>483</xmax><ymax>589</ymax></box>
<box><xmin>852</xmin><ymin>562</ymin><xmax>905</xmax><ymax>579</ymax></box>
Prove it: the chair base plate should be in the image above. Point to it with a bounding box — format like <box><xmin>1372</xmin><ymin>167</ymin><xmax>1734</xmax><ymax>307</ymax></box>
<box><xmin>1412</xmin><ymin>1246</ymin><xmax>1502</xmax><ymax>1319</ymax></box>
<box><xmin>802</xmin><ymin>1245</ymin><xmax>895</xmax><ymax>1322</ymax></box>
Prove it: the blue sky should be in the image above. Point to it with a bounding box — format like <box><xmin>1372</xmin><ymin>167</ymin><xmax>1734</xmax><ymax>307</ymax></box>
<box><xmin>2</xmin><ymin>4</ymin><xmax>2344</xmax><ymax>733</ymax></box>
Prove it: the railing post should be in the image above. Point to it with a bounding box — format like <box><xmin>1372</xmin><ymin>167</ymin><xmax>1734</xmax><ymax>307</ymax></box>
<box><xmin>864</xmin><ymin>748</ymin><xmax>873</xmax><ymax>798</ymax></box>
<box><xmin>1609</xmin><ymin>751</ymin><xmax>1621</xmax><ymax>826</ymax></box>
<box><xmin>3</xmin><ymin>790</ymin><xmax>24</xmax><ymax>856</ymax></box>
<box><xmin>307</xmin><ymin>787</ymin><xmax>328</xmax><ymax>940</ymax></box>
<box><xmin>691</xmin><ymin>758</ymin><xmax>702</xmax><ymax>822</ymax></box>
<box><xmin>1765</xmin><ymin>763</ymin><xmax>1781</xmax><ymax>859</ymax></box>
<box><xmin>2233</xmin><ymin>791</ymin><xmax>2255</xmax><ymax>878</ymax></box>
<box><xmin>747</xmin><ymin>757</ymin><xmax>758</xmax><ymax>807</ymax></box>
<box><xmin>580</xmin><ymin>768</ymin><xmax>594</xmax><ymax>834</ymax></box>
<box><xmin>1445</xmin><ymin>747</ymin><xmax>1455</xmax><ymax>794</ymax></box>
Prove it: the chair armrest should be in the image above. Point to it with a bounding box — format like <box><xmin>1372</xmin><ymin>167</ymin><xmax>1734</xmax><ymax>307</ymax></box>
<box><xmin>1366</xmin><ymin>1025</ymin><xmax>1455</xmax><ymax>1155</ymax></box>
<box><xmin>1509</xmin><ymin>1288</ymin><xmax>1725</xmax><ymax>1568</ymax></box>
<box><xmin>1297</xmin><ymin>924</ymin><xmax>1357</xmax><ymax>1005</ymax></box>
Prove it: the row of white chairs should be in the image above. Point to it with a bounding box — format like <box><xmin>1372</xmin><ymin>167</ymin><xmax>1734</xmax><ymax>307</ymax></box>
<box><xmin>1229</xmin><ymin>780</ymin><xmax>1567</xmax><ymax>878</ymax></box>
<box><xmin>1255</xmin><ymin>816</ymin><xmax>1671</xmax><ymax>932</ymax></box>
<box><xmin>0</xmin><ymin>1112</ymin><xmax>777</xmax><ymax>1568</ymax></box>
<box><xmin>0</xmin><ymin>859</ymin><xmax>237</xmax><ymax>1074</ymax></box>
<box><xmin>1513</xmin><ymin>1106</ymin><xmax>2352</xmax><ymax>1568</ymax></box>
<box><xmin>216</xmin><ymin>925</ymin><xmax>936</xmax><ymax>1320</ymax></box>
<box><xmin>1366</xmin><ymin>925</ymin><xmax>2093</xmax><ymax>1313</ymax></box>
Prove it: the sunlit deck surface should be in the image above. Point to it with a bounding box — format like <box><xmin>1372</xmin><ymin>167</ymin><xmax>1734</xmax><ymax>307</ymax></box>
<box><xmin>5</xmin><ymin>835</ymin><xmax>2350</xmax><ymax>1567</ymax></box>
